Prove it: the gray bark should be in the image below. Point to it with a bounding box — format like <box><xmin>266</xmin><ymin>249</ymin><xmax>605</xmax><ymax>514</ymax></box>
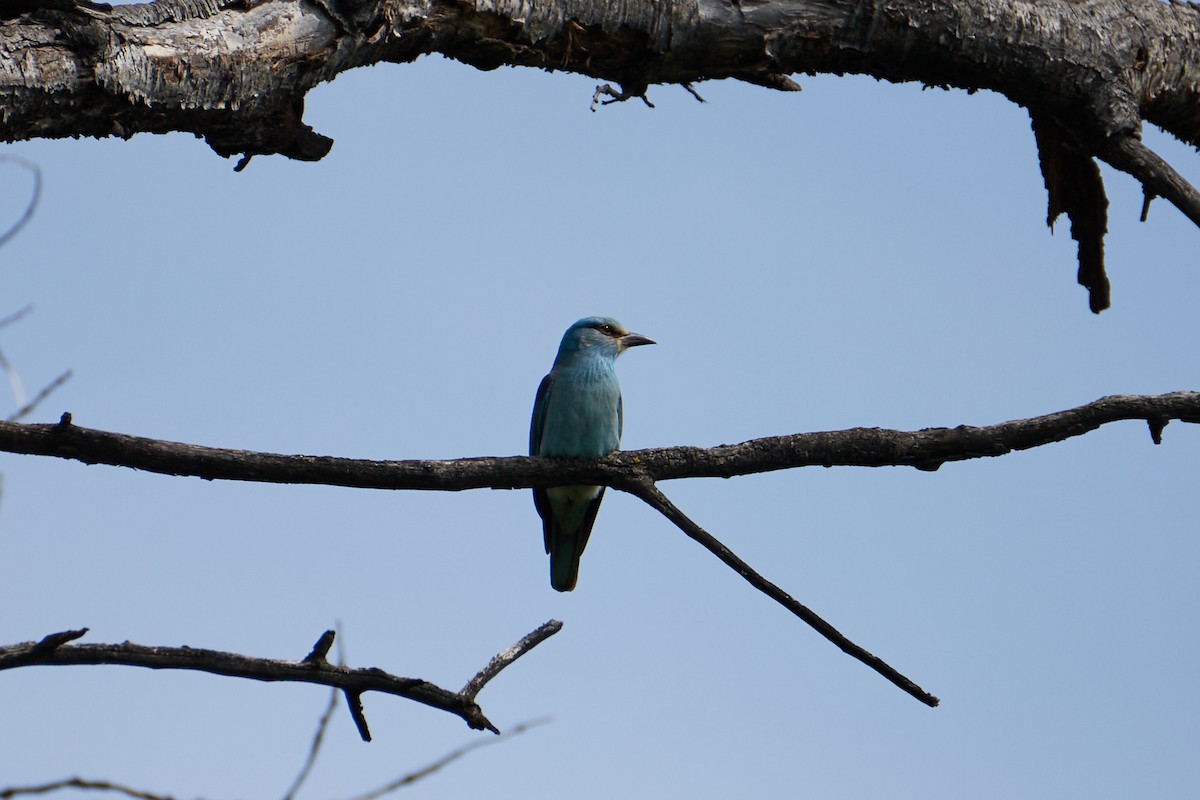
<box><xmin>2</xmin><ymin>0</ymin><xmax>1199</xmax><ymax>308</ymax></box>
<box><xmin>2</xmin><ymin>392</ymin><xmax>1196</xmax><ymax>706</ymax></box>
<box><xmin>0</xmin><ymin>623</ymin><xmax>563</xmax><ymax>739</ymax></box>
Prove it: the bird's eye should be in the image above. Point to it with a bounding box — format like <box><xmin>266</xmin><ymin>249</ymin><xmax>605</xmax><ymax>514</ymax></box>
<box><xmin>600</xmin><ymin>324</ymin><xmax>614</xmax><ymax>335</ymax></box>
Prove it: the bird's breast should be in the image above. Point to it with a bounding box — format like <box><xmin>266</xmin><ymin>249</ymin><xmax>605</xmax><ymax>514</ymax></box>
<box><xmin>537</xmin><ymin>367</ymin><xmax>622</xmax><ymax>457</ymax></box>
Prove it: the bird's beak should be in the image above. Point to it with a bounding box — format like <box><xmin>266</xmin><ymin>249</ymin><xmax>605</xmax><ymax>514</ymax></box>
<box><xmin>619</xmin><ymin>332</ymin><xmax>655</xmax><ymax>349</ymax></box>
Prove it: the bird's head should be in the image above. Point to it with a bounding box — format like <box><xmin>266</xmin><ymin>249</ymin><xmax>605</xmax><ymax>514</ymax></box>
<box><xmin>556</xmin><ymin>316</ymin><xmax>655</xmax><ymax>362</ymax></box>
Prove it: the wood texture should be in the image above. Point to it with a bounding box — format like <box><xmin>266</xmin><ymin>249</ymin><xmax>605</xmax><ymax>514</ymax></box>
<box><xmin>3</xmin><ymin>0</ymin><xmax>1197</xmax><ymax>306</ymax></box>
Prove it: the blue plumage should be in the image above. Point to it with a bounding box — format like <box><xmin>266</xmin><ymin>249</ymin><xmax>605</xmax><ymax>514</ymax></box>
<box><xmin>530</xmin><ymin>317</ymin><xmax>654</xmax><ymax>591</ymax></box>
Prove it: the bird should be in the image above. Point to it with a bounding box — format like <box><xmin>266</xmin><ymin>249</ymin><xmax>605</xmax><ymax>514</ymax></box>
<box><xmin>530</xmin><ymin>317</ymin><xmax>655</xmax><ymax>591</ymax></box>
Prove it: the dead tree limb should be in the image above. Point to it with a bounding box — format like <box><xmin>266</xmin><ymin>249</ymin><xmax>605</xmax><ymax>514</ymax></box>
<box><xmin>0</xmin><ymin>624</ymin><xmax>563</xmax><ymax>738</ymax></box>
<box><xmin>0</xmin><ymin>392</ymin><xmax>1195</xmax><ymax>704</ymax></box>
<box><xmin>624</xmin><ymin>477</ymin><xmax>940</xmax><ymax>706</ymax></box>
<box><xmin>3</xmin><ymin>0</ymin><xmax>1199</xmax><ymax>308</ymax></box>
<box><xmin>0</xmin><ymin>393</ymin><xmax>1193</xmax><ymax>491</ymax></box>
<box><xmin>0</xmin><ymin>719</ymin><xmax>550</xmax><ymax>800</ymax></box>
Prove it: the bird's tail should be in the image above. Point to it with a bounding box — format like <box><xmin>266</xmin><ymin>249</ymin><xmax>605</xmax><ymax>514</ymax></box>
<box><xmin>549</xmin><ymin>542</ymin><xmax>582</xmax><ymax>592</ymax></box>
<box><xmin>540</xmin><ymin>486</ymin><xmax>604</xmax><ymax>592</ymax></box>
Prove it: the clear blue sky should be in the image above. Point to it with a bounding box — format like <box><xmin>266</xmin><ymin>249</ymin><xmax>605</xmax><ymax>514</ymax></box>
<box><xmin>1</xmin><ymin>48</ymin><xmax>1198</xmax><ymax>799</ymax></box>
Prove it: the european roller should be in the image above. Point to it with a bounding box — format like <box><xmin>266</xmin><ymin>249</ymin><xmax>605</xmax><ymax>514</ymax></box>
<box><xmin>530</xmin><ymin>317</ymin><xmax>655</xmax><ymax>591</ymax></box>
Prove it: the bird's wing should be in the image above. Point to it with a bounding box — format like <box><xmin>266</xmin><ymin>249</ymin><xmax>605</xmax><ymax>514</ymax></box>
<box><xmin>617</xmin><ymin>392</ymin><xmax>624</xmax><ymax>441</ymax></box>
<box><xmin>575</xmin><ymin>486</ymin><xmax>605</xmax><ymax>562</ymax></box>
<box><xmin>531</xmin><ymin>372</ymin><xmax>554</xmax><ymax>548</ymax></box>
<box><xmin>530</xmin><ymin>372</ymin><xmax>553</xmax><ymax>456</ymax></box>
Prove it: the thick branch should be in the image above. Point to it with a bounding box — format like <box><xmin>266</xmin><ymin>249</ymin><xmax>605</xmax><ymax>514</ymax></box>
<box><xmin>4</xmin><ymin>0</ymin><xmax>1200</xmax><ymax>309</ymax></box>
<box><xmin>4</xmin><ymin>0</ymin><xmax>1200</xmax><ymax>157</ymax></box>
<box><xmin>0</xmin><ymin>393</ymin><xmax>1195</xmax><ymax>490</ymax></box>
<box><xmin>0</xmin><ymin>625</ymin><xmax>562</xmax><ymax>737</ymax></box>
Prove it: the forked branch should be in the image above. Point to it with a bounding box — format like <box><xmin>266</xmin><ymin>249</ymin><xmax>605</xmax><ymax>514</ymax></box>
<box><xmin>4</xmin><ymin>0</ymin><xmax>1200</xmax><ymax>310</ymax></box>
<box><xmin>0</xmin><ymin>624</ymin><xmax>562</xmax><ymax>738</ymax></box>
<box><xmin>0</xmin><ymin>393</ymin><xmax>1194</xmax><ymax>489</ymax></box>
<box><xmin>0</xmin><ymin>393</ymin><xmax>1194</xmax><ymax>704</ymax></box>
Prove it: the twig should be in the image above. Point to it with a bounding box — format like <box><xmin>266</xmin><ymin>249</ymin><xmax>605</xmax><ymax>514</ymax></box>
<box><xmin>0</xmin><ymin>624</ymin><xmax>562</xmax><ymax>737</ymax></box>
<box><xmin>345</xmin><ymin>691</ymin><xmax>372</xmax><ymax>742</ymax></box>
<box><xmin>460</xmin><ymin>620</ymin><xmax>563</xmax><ymax>700</ymax></box>
<box><xmin>0</xmin><ymin>305</ymin><xmax>33</xmax><ymax>330</ymax></box>
<box><xmin>0</xmin><ymin>721</ymin><xmax>551</xmax><ymax>800</ymax></box>
<box><xmin>281</xmin><ymin>627</ymin><xmax>345</xmax><ymax>800</ymax></box>
<box><xmin>0</xmin><ymin>155</ymin><xmax>41</xmax><ymax>250</ymax></box>
<box><xmin>0</xmin><ymin>347</ymin><xmax>26</xmax><ymax>408</ymax></box>
<box><xmin>302</xmin><ymin>630</ymin><xmax>336</xmax><ymax>664</ymax></box>
<box><xmin>281</xmin><ymin>688</ymin><xmax>339</xmax><ymax>800</ymax></box>
<box><xmin>1102</xmin><ymin>133</ymin><xmax>1200</xmax><ymax>228</ymax></box>
<box><xmin>340</xmin><ymin>718</ymin><xmax>552</xmax><ymax>800</ymax></box>
<box><xmin>1140</xmin><ymin>187</ymin><xmax>1155</xmax><ymax>222</ymax></box>
<box><xmin>622</xmin><ymin>478</ymin><xmax>939</xmax><ymax>706</ymax></box>
<box><xmin>0</xmin><ymin>778</ymin><xmax>173</xmax><ymax>800</ymax></box>
<box><xmin>591</xmin><ymin>83</ymin><xmax>655</xmax><ymax>111</ymax></box>
<box><xmin>7</xmin><ymin>370</ymin><xmax>72</xmax><ymax>422</ymax></box>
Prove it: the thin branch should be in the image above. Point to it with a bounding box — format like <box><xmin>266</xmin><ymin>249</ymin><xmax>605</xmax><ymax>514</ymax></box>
<box><xmin>0</xmin><ymin>304</ymin><xmax>33</xmax><ymax>330</ymax></box>
<box><xmin>0</xmin><ymin>155</ymin><xmax>41</xmax><ymax>250</ymax></box>
<box><xmin>281</xmin><ymin>688</ymin><xmax>339</xmax><ymax>800</ymax></box>
<box><xmin>0</xmin><ymin>393</ymin><xmax>1194</xmax><ymax>491</ymax></box>
<box><xmin>622</xmin><ymin>478</ymin><xmax>939</xmax><ymax>707</ymax></box>
<box><xmin>681</xmin><ymin>82</ymin><xmax>706</xmax><ymax>103</ymax></box>
<box><xmin>281</xmin><ymin>627</ymin><xmax>345</xmax><ymax>800</ymax></box>
<box><xmin>1101</xmin><ymin>133</ymin><xmax>1200</xmax><ymax>228</ymax></box>
<box><xmin>302</xmin><ymin>630</ymin><xmax>336</xmax><ymax>664</ymax></box>
<box><xmin>7</xmin><ymin>369</ymin><xmax>71</xmax><ymax>422</ymax></box>
<box><xmin>340</xmin><ymin>718</ymin><xmax>551</xmax><ymax>800</ymax></box>
<box><xmin>460</xmin><ymin>620</ymin><xmax>563</xmax><ymax>700</ymax></box>
<box><xmin>0</xmin><ymin>346</ymin><xmax>26</xmax><ymax>408</ymax></box>
<box><xmin>0</xmin><ymin>625</ymin><xmax>562</xmax><ymax>737</ymax></box>
<box><xmin>591</xmin><ymin>83</ymin><xmax>655</xmax><ymax>111</ymax></box>
<box><xmin>345</xmin><ymin>691</ymin><xmax>373</xmax><ymax>742</ymax></box>
<box><xmin>0</xmin><ymin>778</ymin><xmax>173</xmax><ymax>800</ymax></box>
<box><xmin>0</xmin><ymin>722</ymin><xmax>550</xmax><ymax>800</ymax></box>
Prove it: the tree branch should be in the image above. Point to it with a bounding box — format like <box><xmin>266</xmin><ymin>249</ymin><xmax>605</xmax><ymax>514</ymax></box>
<box><xmin>281</xmin><ymin>627</ymin><xmax>345</xmax><ymax>800</ymax></box>
<box><xmin>4</xmin><ymin>0</ymin><xmax>1199</xmax><ymax>308</ymax></box>
<box><xmin>622</xmin><ymin>477</ymin><xmax>939</xmax><ymax>706</ymax></box>
<box><xmin>0</xmin><ymin>625</ymin><xmax>562</xmax><ymax>738</ymax></box>
<box><xmin>0</xmin><ymin>719</ymin><xmax>551</xmax><ymax>800</ymax></box>
<box><xmin>0</xmin><ymin>393</ymin><xmax>1194</xmax><ymax>490</ymax></box>
<box><xmin>460</xmin><ymin>621</ymin><xmax>564</xmax><ymax>701</ymax></box>
<box><xmin>0</xmin><ymin>778</ymin><xmax>172</xmax><ymax>800</ymax></box>
<box><xmin>6</xmin><ymin>370</ymin><xmax>72</xmax><ymax>423</ymax></box>
<box><xmin>3</xmin><ymin>394</ymin><xmax>1191</xmax><ymax>705</ymax></box>
<box><xmin>340</xmin><ymin>718</ymin><xmax>551</xmax><ymax>800</ymax></box>
<box><xmin>9</xmin><ymin>0</ymin><xmax>1197</xmax><ymax>156</ymax></box>
<box><xmin>0</xmin><ymin>155</ymin><xmax>40</xmax><ymax>250</ymax></box>
<box><xmin>1101</xmin><ymin>132</ymin><xmax>1200</xmax><ymax>228</ymax></box>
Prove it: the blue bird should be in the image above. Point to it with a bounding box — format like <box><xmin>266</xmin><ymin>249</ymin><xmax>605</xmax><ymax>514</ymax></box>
<box><xmin>530</xmin><ymin>317</ymin><xmax>655</xmax><ymax>591</ymax></box>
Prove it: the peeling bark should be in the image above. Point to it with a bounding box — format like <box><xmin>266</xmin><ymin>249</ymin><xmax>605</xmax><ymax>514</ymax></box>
<box><xmin>1</xmin><ymin>0</ymin><xmax>1199</xmax><ymax>304</ymax></box>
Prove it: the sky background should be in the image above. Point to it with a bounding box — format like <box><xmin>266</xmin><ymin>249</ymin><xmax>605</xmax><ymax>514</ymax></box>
<box><xmin>1</xmin><ymin>26</ymin><xmax>1199</xmax><ymax>800</ymax></box>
